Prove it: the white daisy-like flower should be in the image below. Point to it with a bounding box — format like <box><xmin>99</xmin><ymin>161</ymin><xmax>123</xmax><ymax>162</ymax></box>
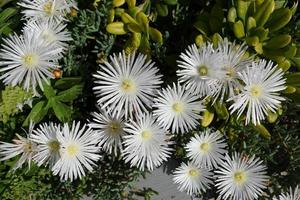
<box><xmin>88</xmin><ymin>108</ymin><xmax>125</xmax><ymax>155</ymax></box>
<box><xmin>52</xmin><ymin>121</ymin><xmax>101</xmax><ymax>181</ymax></box>
<box><xmin>173</xmin><ymin>162</ymin><xmax>213</xmax><ymax>196</ymax></box>
<box><xmin>18</xmin><ymin>0</ymin><xmax>76</xmax><ymax>22</ymax></box>
<box><xmin>93</xmin><ymin>51</ymin><xmax>162</xmax><ymax>119</ymax></box>
<box><xmin>24</xmin><ymin>19</ymin><xmax>72</xmax><ymax>55</ymax></box>
<box><xmin>213</xmin><ymin>38</ymin><xmax>253</xmax><ymax>101</ymax></box>
<box><xmin>30</xmin><ymin>122</ymin><xmax>61</xmax><ymax>167</ymax></box>
<box><xmin>215</xmin><ymin>153</ymin><xmax>269</xmax><ymax>200</ymax></box>
<box><xmin>274</xmin><ymin>186</ymin><xmax>300</xmax><ymax>200</ymax></box>
<box><xmin>228</xmin><ymin>59</ymin><xmax>286</xmax><ymax>125</ymax></box>
<box><xmin>153</xmin><ymin>82</ymin><xmax>205</xmax><ymax>133</ymax></box>
<box><xmin>122</xmin><ymin>112</ymin><xmax>173</xmax><ymax>171</ymax></box>
<box><xmin>185</xmin><ymin>129</ymin><xmax>227</xmax><ymax>169</ymax></box>
<box><xmin>177</xmin><ymin>43</ymin><xmax>224</xmax><ymax>97</ymax></box>
<box><xmin>0</xmin><ymin>31</ymin><xmax>62</xmax><ymax>92</ymax></box>
<box><xmin>0</xmin><ymin>124</ymin><xmax>36</xmax><ymax>170</ymax></box>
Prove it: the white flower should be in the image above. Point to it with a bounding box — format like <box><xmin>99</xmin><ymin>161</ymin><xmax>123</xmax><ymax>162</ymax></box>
<box><xmin>0</xmin><ymin>31</ymin><xmax>62</xmax><ymax>92</ymax></box>
<box><xmin>30</xmin><ymin>122</ymin><xmax>61</xmax><ymax>167</ymax></box>
<box><xmin>24</xmin><ymin>19</ymin><xmax>72</xmax><ymax>55</ymax></box>
<box><xmin>88</xmin><ymin>108</ymin><xmax>125</xmax><ymax>155</ymax></box>
<box><xmin>0</xmin><ymin>124</ymin><xmax>36</xmax><ymax>170</ymax></box>
<box><xmin>215</xmin><ymin>153</ymin><xmax>269</xmax><ymax>200</ymax></box>
<box><xmin>93</xmin><ymin>51</ymin><xmax>162</xmax><ymax>119</ymax></box>
<box><xmin>177</xmin><ymin>43</ymin><xmax>224</xmax><ymax>97</ymax></box>
<box><xmin>213</xmin><ymin>38</ymin><xmax>253</xmax><ymax>101</ymax></box>
<box><xmin>18</xmin><ymin>0</ymin><xmax>76</xmax><ymax>22</ymax></box>
<box><xmin>153</xmin><ymin>82</ymin><xmax>205</xmax><ymax>133</ymax></box>
<box><xmin>122</xmin><ymin>112</ymin><xmax>172</xmax><ymax>171</ymax></box>
<box><xmin>185</xmin><ymin>129</ymin><xmax>227</xmax><ymax>169</ymax></box>
<box><xmin>52</xmin><ymin>121</ymin><xmax>101</xmax><ymax>181</ymax></box>
<box><xmin>173</xmin><ymin>162</ymin><xmax>213</xmax><ymax>196</ymax></box>
<box><xmin>274</xmin><ymin>186</ymin><xmax>300</xmax><ymax>200</ymax></box>
<box><xmin>229</xmin><ymin>60</ymin><xmax>286</xmax><ymax>125</ymax></box>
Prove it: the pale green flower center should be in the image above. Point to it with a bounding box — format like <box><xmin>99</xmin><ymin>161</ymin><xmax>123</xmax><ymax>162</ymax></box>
<box><xmin>200</xmin><ymin>142</ymin><xmax>211</xmax><ymax>152</ymax></box>
<box><xmin>121</xmin><ymin>79</ymin><xmax>136</xmax><ymax>93</ymax></box>
<box><xmin>226</xmin><ymin>66</ymin><xmax>235</xmax><ymax>78</ymax></box>
<box><xmin>107</xmin><ymin>121</ymin><xmax>122</xmax><ymax>135</ymax></box>
<box><xmin>250</xmin><ymin>85</ymin><xmax>263</xmax><ymax>98</ymax></box>
<box><xmin>42</xmin><ymin>30</ymin><xmax>56</xmax><ymax>43</ymax></box>
<box><xmin>22</xmin><ymin>54</ymin><xmax>39</xmax><ymax>67</ymax></box>
<box><xmin>23</xmin><ymin>142</ymin><xmax>33</xmax><ymax>153</ymax></box>
<box><xmin>233</xmin><ymin>171</ymin><xmax>247</xmax><ymax>184</ymax></box>
<box><xmin>197</xmin><ymin>65</ymin><xmax>208</xmax><ymax>76</ymax></box>
<box><xmin>188</xmin><ymin>169</ymin><xmax>199</xmax><ymax>177</ymax></box>
<box><xmin>47</xmin><ymin>140</ymin><xmax>60</xmax><ymax>152</ymax></box>
<box><xmin>43</xmin><ymin>2</ymin><xmax>53</xmax><ymax>15</ymax></box>
<box><xmin>172</xmin><ymin>102</ymin><xmax>184</xmax><ymax>113</ymax></box>
<box><xmin>141</xmin><ymin>130</ymin><xmax>152</xmax><ymax>141</ymax></box>
<box><xmin>66</xmin><ymin>144</ymin><xmax>79</xmax><ymax>157</ymax></box>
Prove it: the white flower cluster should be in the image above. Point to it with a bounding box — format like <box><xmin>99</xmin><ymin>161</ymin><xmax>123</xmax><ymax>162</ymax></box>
<box><xmin>0</xmin><ymin>0</ymin><xmax>74</xmax><ymax>93</ymax></box>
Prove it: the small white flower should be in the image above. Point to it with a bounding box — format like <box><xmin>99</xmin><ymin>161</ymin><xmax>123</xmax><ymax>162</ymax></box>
<box><xmin>229</xmin><ymin>60</ymin><xmax>286</xmax><ymax>125</ymax></box>
<box><xmin>93</xmin><ymin>51</ymin><xmax>162</xmax><ymax>119</ymax></box>
<box><xmin>88</xmin><ymin>108</ymin><xmax>125</xmax><ymax>155</ymax></box>
<box><xmin>177</xmin><ymin>43</ymin><xmax>224</xmax><ymax>97</ymax></box>
<box><xmin>274</xmin><ymin>186</ymin><xmax>300</xmax><ymax>200</ymax></box>
<box><xmin>122</xmin><ymin>112</ymin><xmax>172</xmax><ymax>171</ymax></box>
<box><xmin>24</xmin><ymin>19</ymin><xmax>72</xmax><ymax>55</ymax></box>
<box><xmin>213</xmin><ymin>38</ymin><xmax>253</xmax><ymax>101</ymax></box>
<box><xmin>52</xmin><ymin>121</ymin><xmax>101</xmax><ymax>181</ymax></box>
<box><xmin>153</xmin><ymin>82</ymin><xmax>205</xmax><ymax>133</ymax></box>
<box><xmin>173</xmin><ymin>162</ymin><xmax>213</xmax><ymax>196</ymax></box>
<box><xmin>30</xmin><ymin>122</ymin><xmax>61</xmax><ymax>167</ymax></box>
<box><xmin>0</xmin><ymin>31</ymin><xmax>62</xmax><ymax>92</ymax></box>
<box><xmin>18</xmin><ymin>0</ymin><xmax>76</xmax><ymax>21</ymax></box>
<box><xmin>185</xmin><ymin>129</ymin><xmax>227</xmax><ymax>169</ymax></box>
<box><xmin>215</xmin><ymin>153</ymin><xmax>269</xmax><ymax>200</ymax></box>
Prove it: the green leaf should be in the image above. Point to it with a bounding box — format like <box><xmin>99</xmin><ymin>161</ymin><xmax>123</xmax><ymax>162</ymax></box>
<box><xmin>0</xmin><ymin>8</ymin><xmax>16</xmax><ymax>22</ymax></box>
<box><xmin>51</xmin><ymin>100</ymin><xmax>72</xmax><ymax>122</ymax></box>
<box><xmin>55</xmin><ymin>84</ymin><xmax>83</xmax><ymax>103</ymax></box>
<box><xmin>54</xmin><ymin>77</ymin><xmax>82</xmax><ymax>90</ymax></box>
<box><xmin>43</xmin><ymin>82</ymin><xmax>56</xmax><ymax>99</ymax></box>
<box><xmin>253</xmin><ymin>124</ymin><xmax>271</xmax><ymax>139</ymax></box>
<box><xmin>23</xmin><ymin>101</ymin><xmax>48</xmax><ymax>126</ymax></box>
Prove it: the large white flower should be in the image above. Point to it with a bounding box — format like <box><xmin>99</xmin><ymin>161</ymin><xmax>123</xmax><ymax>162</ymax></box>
<box><xmin>93</xmin><ymin>51</ymin><xmax>162</xmax><ymax>119</ymax></box>
<box><xmin>18</xmin><ymin>0</ymin><xmax>76</xmax><ymax>21</ymax></box>
<box><xmin>173</xmin><ymin>162</ymin><xmax>213</xmax><ymax>196</ymax></box>
<box><xmin>30</xmin><ymin>122</ymin><xmax>61</xmax><ymax>167</ymax></box>
<box><xmin>185</xmin><ymin>129</ymin><xmax>227</xmax><ymax>169</ymax></box>
<box><xmin>213</xmin><ymin>38</ymin><xmax>253</xmax><ymax>101</ymax></box>
<box><xmin>0</xmin><ymin>31</ymin><xmax>62</xmax><ymax>92</ymax></box>
<box><xmin>153</xmin><ymin>82</ymin><xmax>205</xmax><ymax>133</ymax></box>
<box><xmin>274</xmin><ymin>186</ymin><xmax>300</xmax><ymax>200</ymax></box>
<box><xmin>215</xmin><ymin>153</ymin><xmax>269</xmax><ymax>200</ymax></box>
<box><xmin>177</xmin><ymin>43</ymin><xmax>224</xmax><ymax>97</ymax></box>
<box><xmin>122</xmin><ymin>112</ymin><xmax>173</xmax><ymax>171</ymax></box>
<box><xmin>229</xmin><ymin>60</ymin><xmax>286</xmax><ymax>125</ymax></box>
<box><xmin>88</xmin><ymin>108</ymin><xmax>125</xmax><ymax>155</ymax></box>
<box><xmin>52</xmin><ymin>121</ymin><xmax>101</xmax><ymax>181</ymax></box>
<box><xmin>24</xmin><ymin>19</ymin><xmax>72</xmax><ymax>55</ymax></box>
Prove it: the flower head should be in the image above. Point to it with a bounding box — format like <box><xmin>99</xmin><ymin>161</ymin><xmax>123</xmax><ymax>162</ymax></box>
<box><xmin>173</xmin><ymin>162</ymin><xmax>213</xmax><ymax>196</ymax></box>
<box><xmin>93</xmin><ymin>51</ymin><xmax>162</xmax><ymax>119</ymax></box>
<box><xmin>185</xmin><ymin>129</ymin><xmax>227</xmax><ymax>169</ymax></box>
<box><xmin>122</xmin><ymin>112</ymin><xmax>173</xmax><ymax>171</ymax></box>
<box><xmin>153</xmin><ymin>82</ymin><xmax>205</xmax><ymax>133</ymax></box>
<box><xmin>274</xmin><ymin>186</ymin><xmax>300</xmax><ymax>200</ymax></box>
<box><xmin>52</xmin><ymin>121</ymin><xmax>101</xmax><ymax>181</ymax></box>
<box><xmin>229</xmin><ymin>60</ymin><xmax>286</xmax><ymax>125</ymax></box>
<box><xmin>215</xmin><ymin>153</ymin><xmax>269</xmax><ymax>200</ymax></box>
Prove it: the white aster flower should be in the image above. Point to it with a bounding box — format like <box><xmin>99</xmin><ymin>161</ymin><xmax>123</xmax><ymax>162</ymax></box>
<box><xmin>213</xmin><ymin>38</ymin><xmax>253</xmax><ymax>101</ymax></box>
<box><xmin>24</xmin><ymin>19</ymin><xmax>72</xmax><ymax>55</ymax></box>
<box><xmin>0</xmin><ymin>31</ymin><xmax>62</xmax><ymax>92</ymax></box>
<box><xmin>177</xmin><ymin>43</ymin><xmax>224</xmax><ymax>97</ymax></box>
<box><xmin>122</xmin><ymin>112</ymin><xmax>173</xmax><ymax>171</ymax></box>
<box><xmin>88</xmin><ymin>108</ymin><xmax>125</xmax><ymax>155</ymax></box>
<box><xmin>30</xmin><ymin>122</ymin><xmax>61</xmax><ymax>167</ymax></box>
<box><xmin>153</xmin><ymin>82</ymin><xmax>205</xmax><ymax>134</ymax></box>
<box><xmin>185</xmin><ymin>129</ymin><xmax>227</xmax><ymax>169</ymax></box>
<box><xmin>274</xmin><ymin>186</ymin><xmax>300</xmax><ymax>200</ymax></box>
<box><xmin>52</xmin><ymin>121</ymin><xmax>101</xmax><ymax>181</ymax></box>
<box><xmin>228</xmin><ymin>59</ymin><xmax>286</xmax><ymax>125</ymax></box>
<box><xmin>215</xmin><ymin>153</ymin><xmax>269</xmax><ymax>200</ymax></box>
<box><xmin>93</xmin><ymin>51</ymin><xmax>162</xmax><ymax>119</ymax></box>
<box><xmin>173</xmin><ymin>162</ymin><xmax>213</xmax><ymax>196</ymax></box>
<box><xmin>18</xmin><ymin>0</ymin><xmax>76</xmax><ymax>22</ymax></box>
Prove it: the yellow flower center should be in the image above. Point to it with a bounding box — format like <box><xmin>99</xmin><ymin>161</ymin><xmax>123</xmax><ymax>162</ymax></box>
<box><xmin>141</xmin><ymin>130</ymin><xmax>152</xmax><ymax>140</ymax></box>
<box><xmin>121</xmin><ymin>79</ymin><xmax>136</xmax><ymax>93</ymax></box>
<box><xmin>197</xmin><ymin>65</ymin><xmax>208</xmax><ymax>76</ymax></box>
<box><xmin>200</xmin><ymin>142</ymin><xmax>211</xmax><ymax>152</ymax></box>
<box><xmin>48</xmin><ymin>140</ymin><xmax>60</xmax><ymax>152</ymax></box>
<box><xmin>22</xmin><ymin>54</ymin><xmax>39</xmax><ymax>67</ymax></box>
<box><xmin>234</xmin><ymin>171</ymin><xmax>247</xmax><ymax>184</ymax></box>
<box><xmin>188</xmin><ymin>169</ymin><xmax>199</xmax><ymax>177</ymax></box>
<box><xmin>66</xmin><ymin>144</ymin><xmax>79</xmax><ymax>157</ymax></box>
<box><xmin>250</xmin><ymin>85</ymin><xmax>263</xmax><ymax>98</ymax></box>
<box><xmin>226</xmin><ymin>66</ymin><xmax>235</xmax><ymax>78</ymax></box>
<box><xmin>43</xmin><ymin>1</ymin><xmax>53</xmax><ymax>15</ymax></box>
<box><xmin>108</xmin><ymin>121</ymin><xmax>122</xmax><ymax>135</ymax></box>
<box><xmin>172</xmin><ymin>102</ymin><xmax>184</xmax><ymax>113</ymax></box>
<box><xmin>23</xmin><ymin>142</ymin><xmax>33</xmax><ymax>153</ymax></box>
